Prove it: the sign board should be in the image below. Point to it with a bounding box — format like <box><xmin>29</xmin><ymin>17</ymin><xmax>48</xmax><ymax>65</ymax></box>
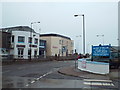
<box><xmin>82</xmin><ymin>60</ymin><xmax>86</xmax><ymax>68</ymax></box>
<box><xmin>92</xmin><ymin>45</ymin><xmax>111</xmax><ymax>56</ymax></box>
<box><xmin>52</xmin><ymin>46</ymin><xmax>58</xmax><ymax>48</ymax></box>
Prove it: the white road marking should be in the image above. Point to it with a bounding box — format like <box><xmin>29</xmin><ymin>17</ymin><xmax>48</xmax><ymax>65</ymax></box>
<box><xmin>26</xmin><ymin>84</ymin><xmax>29</xmax><ymax>86</ymax></box>
<box><xmin>111</xmin><ymin>83</ymin><xmax>114</xmax><ymax>86</ymax></box>
<box><xmin>42</xmin><ymin>74</ymin><xmax>46</xmax><ymax>77</ymax></box>
<box><xmin>83</xmin><ymin>79</ymin><xmax>114</xmax><ymax>87</ymax></box>
<box><xmin>39</xmin><ymin>76</ymin><xmax>43</xmax><ymax>78</ymax></box>
<box><xmin>25</xmin><ymin>71</ymin><xmax>53</xmax><ymax>87</ymax></box>
<box><xmin>84</xmin><ymin>82</ymin><xmax>91</xmax><ymax>85</ymax></box>
<box><xmin>31</xmin><ymin>81</ymin><xmax>35</xmax><ymax>83</ymax></box>
<box><xmin>91</xmin><ymin>82</ymin><xmax>102</xmax><ymax>86</ymax></box>
<box><xmin>84</xmin><ymin>79</ymin><xmax>112</xmax><ymax>82</ymax></box>
<box><xmin>36</xmin><ymin>78</ymin><xmax>40</xmax><ymax>80</ymax></box>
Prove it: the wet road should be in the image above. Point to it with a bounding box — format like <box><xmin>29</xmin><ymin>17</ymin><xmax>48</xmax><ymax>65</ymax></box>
<box><xmin>2</xmin><ymin>61</ymin><xmax>119</xmax><ymax>89</ymax></box>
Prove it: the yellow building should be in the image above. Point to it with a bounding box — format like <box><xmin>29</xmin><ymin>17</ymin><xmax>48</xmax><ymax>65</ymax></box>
<box><xmin>40</xmin><ymin>34</ymin><xmax>74</xmax><ymax>56</ymax></box>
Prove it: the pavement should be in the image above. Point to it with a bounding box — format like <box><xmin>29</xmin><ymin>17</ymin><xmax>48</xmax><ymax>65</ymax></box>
<box><xmin>58</xmin><ymin>66</ymin><xmax>120</xmax><ymax>80</ymax></box>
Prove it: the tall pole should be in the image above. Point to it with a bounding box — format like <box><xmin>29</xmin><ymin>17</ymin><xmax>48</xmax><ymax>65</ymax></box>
<box><xmin>29</xmin><ymin>23</ymin><xmax>32</xmax><ymax>61</ymax></box>
<box><xmin>76</xmin><ymin>35</ymin><xmax>82</xmax><ymax>54</ymax></box>
<box><xmin>30</xmin><ymin>21</ymin><xmax>40</xmax><ymax>61</ymax></box>
<box><xmin>74</xmin><ymin>14</ymin><xmax>85</xmax><ymax>55</ymax></box>
<box><xmin>83</xmin><ymin>15</ymin><xmax>85</xmax><ymax>54</ymax></box>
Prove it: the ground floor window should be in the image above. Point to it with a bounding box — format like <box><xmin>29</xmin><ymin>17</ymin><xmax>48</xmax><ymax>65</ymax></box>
<box><xmin>28</xmin><ymin>49</ymin><xmax>31</xmax><ymax>58</ymax></box>
<box><xmin>39</xmin><ymin>50</ymin><xmax>44</xmax><ymax>55</ymax></box>
<box><xmin>18</xmin><ymin>48</ymin><xmax>24</xmax><ymax>58</ymax></box>
<box><xmin>34</xmin><ymin>50</ymin><xmax>37</xmax><ymax>57</ymax></box>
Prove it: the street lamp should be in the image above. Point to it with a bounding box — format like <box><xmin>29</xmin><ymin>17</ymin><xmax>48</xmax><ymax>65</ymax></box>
<box><xmin>96</xmin><ymin>34</ymin><xmax>104</xmax><ymax>45</ymax></box>
<box><xmin>75</xmin><ymin>35</ymin><xmax>82</xmax><ymax>69</ymax></box>
<box><xmin>76</xmin><ymin>35</ymin><xmax>82</xmax><ymax>54</ymax></box>
<box><xmin>74</xmin><ymin>14</ymin><xmax>86</xmax><ymax>55</ymax></box>
<box><xmin>30</xmin><ymin>21</ymin><xmax>40</xmax><ymax>61</ymax></box>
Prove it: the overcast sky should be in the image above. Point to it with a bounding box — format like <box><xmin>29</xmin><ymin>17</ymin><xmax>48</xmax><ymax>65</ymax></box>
<box><xmin>1</xmin><ymin>1</ymin><xmax>118</xmax><ymax>53</ymax></box>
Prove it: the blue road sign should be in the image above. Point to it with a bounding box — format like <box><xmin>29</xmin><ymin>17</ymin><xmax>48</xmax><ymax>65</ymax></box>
<box><xmin>92</xmin><ymin>45</ymin><xmax>111</xmax><ymax>56</ymax></box>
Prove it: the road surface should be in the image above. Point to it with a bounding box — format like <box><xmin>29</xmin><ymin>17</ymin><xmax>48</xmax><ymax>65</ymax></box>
<box><xmin>2</xmin><ymin>60</ymin><xmax>119</xmax><ymax>89</ymax></box>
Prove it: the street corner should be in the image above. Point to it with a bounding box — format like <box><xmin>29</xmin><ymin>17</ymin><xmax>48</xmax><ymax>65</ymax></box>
<box><xmin>57</xmin><ymin>66</ymin><xmax>120</xmax><ymax>80</ymax></box>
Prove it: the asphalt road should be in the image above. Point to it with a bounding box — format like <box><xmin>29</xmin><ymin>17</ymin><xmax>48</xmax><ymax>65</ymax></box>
<box><xmin>2</xmin><ymin>61</ymin><xmax>75</xmax><ymax>77</ymax></box>
<box><xmin>2</xmin><ymin>60</ymin><xmax>120</xmax><ymax>89</ymax></box>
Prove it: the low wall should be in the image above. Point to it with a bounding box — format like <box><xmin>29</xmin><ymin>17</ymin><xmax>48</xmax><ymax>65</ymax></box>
<box><xmin>78</xmin><ymin>59</ymin><xmax>109</xmax><ymax>74</ymax></box>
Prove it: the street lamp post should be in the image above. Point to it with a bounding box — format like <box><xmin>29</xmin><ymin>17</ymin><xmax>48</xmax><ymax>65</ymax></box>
<box><xmin>76</xmin><ymin>35</ymin><xmax>82</xmax><ymax>54</ymax></box>
<box><xmin>74</xmin><ymin>14</ymin><xmax>85</xmax><ymax>55</ymax></box>
<box><xmin>75</xmin><ymin>35</ymin><xmax>82</xmax><ymax>69</ymax></box>
<box><xmin>96</xmin><ymin>34</ymin><xmax>104</xmax><ymax>45</ymax></box>
<box><xmin>30</xmin><ymin>21</ymin><xmax>40</xmax><ymax>61</ymax></box>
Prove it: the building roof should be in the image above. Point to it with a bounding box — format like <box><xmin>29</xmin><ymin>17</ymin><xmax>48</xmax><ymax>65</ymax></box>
<box><xmin>40</xmin><ymin>33</ymin><xmax>71</xmax><ymax>40</ymax></box>
<box><xmin>0</xmin><ymin>26</ymin><xmax>36</xmax><ymax>33</ymax></box>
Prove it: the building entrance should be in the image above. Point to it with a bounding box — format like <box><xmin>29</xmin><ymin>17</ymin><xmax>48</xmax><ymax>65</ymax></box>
<box><xmin>18</xmin><ymin>48</ymin><xmax>24</xmax><ymax>58</ymax></box>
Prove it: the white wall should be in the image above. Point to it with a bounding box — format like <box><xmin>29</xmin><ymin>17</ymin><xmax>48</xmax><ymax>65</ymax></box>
<box><xmin>78</xmin><ymin>59</ymin><xmax>109</xmax><ymax>74</ymax></box>
<box><xmin>12</xmin><ymin>31</ymin><xmax>39</xmax><ymax>59</ymax></box>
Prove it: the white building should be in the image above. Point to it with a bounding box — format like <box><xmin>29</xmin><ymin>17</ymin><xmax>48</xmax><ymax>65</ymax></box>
<box><xmin>2</xmin><ymin>26</ymin><xmax>40</xmax><ymax>59</ymax></box>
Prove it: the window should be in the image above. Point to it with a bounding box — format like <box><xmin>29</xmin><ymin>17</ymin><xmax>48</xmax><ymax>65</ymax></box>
<box><xmin>40</xmin><ymin>40</ymin><xmax>45</xmax><ymax>46</ymax></box>
<box><xmin>28</xmin><ymin>37</ymin><xmax>32</xmax><ymax>43</ymax></box>
<box><xmin>62</xmin><ymin>40</ymin><xmax>64</xmax><ymax>44</ymax></box>
<box><xmin>59</xmin><ymin>40</ymin><xmax>63</xmax><ymax>44</ymax></box>
<box><xmin>59</xmin><ymin>40</ymin><xmax>61</xmax><ymax>44</ymax></box>
<box><xmin>18</xmin><ymin>36</ymin><xmax>25</xmax><ymax>43</ymax></box>
<box><xmin>71</xmin><ymin>42</ymin><xmax>73</xmax><ymax>47</ymax></box>
<box><xmin>35</xmin><ymin>38</ymin><xmax>38</xmax><ymax>44</ymax></box>
<box><xmin>34</xmin><ymin>50</ymin><xmax>37</xmax><ymax>57</ymax></box>
<box><xmin>59</xmin><ymin>49</ymin><xmax>61</xmax><ymax>54</ymax></box>
<box><xmin>71</xmin><ymin>50</ymin><xmax>73</xmax><ymax>54</ymax></box>
<box><xmin>12</xmin><ymin>35</ymin><xmax>14</xmax><ymax>43</ymax></box>
<box><xmin>18</xmin><ymin>48</ymin><xmax>24</xmax><ymax>58</ymax></box>
<box><xmin>66</xmin><ymin>41</ymin><xmax>68</xmax><ymax>46</ymax></box>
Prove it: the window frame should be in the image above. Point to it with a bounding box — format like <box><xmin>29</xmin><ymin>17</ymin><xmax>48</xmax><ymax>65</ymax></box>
<box><xmin>18</xmin><ymin>36</ymin><xmax>25</xmax><ymax>43</ymax></box>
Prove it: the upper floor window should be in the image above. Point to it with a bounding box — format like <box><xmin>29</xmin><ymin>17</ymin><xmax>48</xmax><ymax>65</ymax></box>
<box><xmin>35</xmin><ymin>38</ymin><xmax>38</xmax><ymax>44</ymax></box>
<box><xmin>59</xmin><ymin>40</ymin><xmax>64</xmax><ymax>45</ymax></box>
<box><xmin>12</xmin><ymin>35</ymin><xmax>14</xmax><ymax>43</ymax></box>
<box><xmin>28</xmin><ymin>37</ymin><xmax>32</xmax><ymax>43</ymax></box>
<box><xmin>39</xmin><ymin>40</ymin><xmax>45</xmax><ymax>46</ymax></box>
<box><xmin>18</xmin><ymin>36</ymin><xmax>25</xmax><ymax>43</ymax></box>
<box><xmin>62</xmin><ymin>40</ymin><xmax>64</xmax><ymax>44</ymax></box>
<box><xmin>59</xmin><ymin>40</ymin><xmax>61</xmax><ymax>44</ymax></box>
<box><xmin>71</xmin><ymin>42</ymin><xmax>73</xmax><ymax>47</ymax></box>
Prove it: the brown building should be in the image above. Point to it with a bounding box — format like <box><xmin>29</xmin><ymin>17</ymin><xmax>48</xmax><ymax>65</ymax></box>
<box><xmin>0</xmin><ymin>31</ymin><xmax>11</xmax><ymax>60</ymax></box>
<box><xmin>40</xmin><ymin>34</ymin><xmax>74</xmax><ymax>56</ymax></box>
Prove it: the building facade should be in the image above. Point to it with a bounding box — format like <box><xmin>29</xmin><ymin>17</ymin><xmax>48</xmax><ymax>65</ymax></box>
<box><xmin>1</xmin><ymin>26</ymin><xmax>40</xmax><ymax>59</ymax></box>
<box><xmin>0</xmin><ymin>31</ymin><xmax>11</xmax><ymax>60</ymax></box>
<box><xmin>40</xmin><ymin>34</ymin><xmax>74</xmax><ymax>56</ymax></box>
<box><xmin>39</xmin><ymin>39</ymin><xmax>46</xmax><ymax>58</ymax></box>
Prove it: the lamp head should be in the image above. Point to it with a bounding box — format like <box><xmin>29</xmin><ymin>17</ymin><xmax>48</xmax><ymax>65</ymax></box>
<box><xmin>74</xmin><ymin>15</ymin><xmax>78</xmax><ymax>17</ymax></box>
<box><xmin>74</xmin><ymin>14</ymin><xmax>84</xmax><ymax>17</ymax></box>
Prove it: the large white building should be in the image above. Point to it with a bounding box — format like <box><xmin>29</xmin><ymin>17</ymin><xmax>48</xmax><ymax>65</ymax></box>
<box><xmin>2</xmin><ymin>26</ymin><xmax>40</xmax><ymax>59</ymax></box>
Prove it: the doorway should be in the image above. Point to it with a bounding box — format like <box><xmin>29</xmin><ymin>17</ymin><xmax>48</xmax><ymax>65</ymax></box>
<box><xmin>18</xmin><ymin>48</ymin><xmax>24</xmax><ymax>58</ymax></box>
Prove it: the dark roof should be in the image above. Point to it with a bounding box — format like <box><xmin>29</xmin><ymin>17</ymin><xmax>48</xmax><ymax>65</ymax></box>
<box><xmin>40</xmin><ymin>33</ymin><xmax>71</xmax><ymax>40</ymax></box>
<box><xmin>0</xmin><ymin>26</ymin><xmax>36</xmax><ymax>33</ymax></box>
